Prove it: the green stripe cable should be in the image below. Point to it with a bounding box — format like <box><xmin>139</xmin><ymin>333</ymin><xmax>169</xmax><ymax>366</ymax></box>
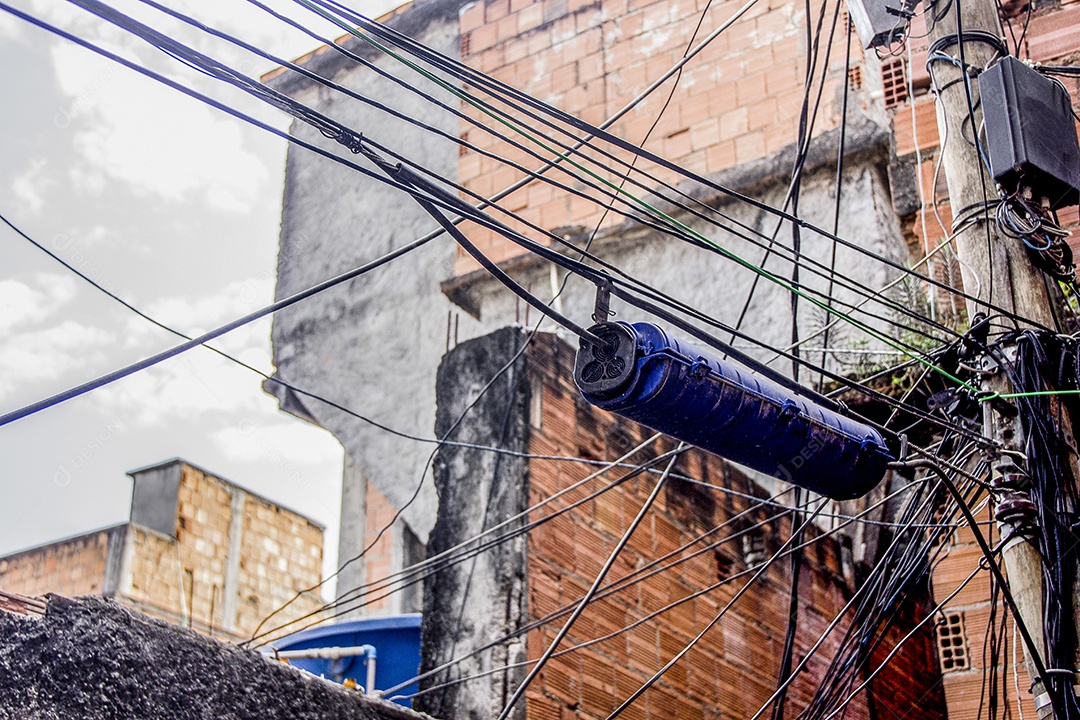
<box><xmin>299</xmin><ymin>0</ymin><xmax>976</xmax><ymax>393</ymax></box>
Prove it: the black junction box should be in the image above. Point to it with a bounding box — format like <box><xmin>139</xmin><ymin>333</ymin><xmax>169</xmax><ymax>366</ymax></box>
<box><xmin>979</xmin><ymin>56</ymin><xmax>1080</xmax><ymax>210</ymax></box>
<box><xmin>847</xmin><ymin>0</ymin><xmax>914</xmax><ymax>48</ymax></box>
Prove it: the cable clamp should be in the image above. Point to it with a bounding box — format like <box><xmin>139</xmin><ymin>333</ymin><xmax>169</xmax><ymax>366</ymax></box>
<box><xmin>592</xmin><ymin>280</ymin><xmax>614</xmax><ymax>324</ymax></box>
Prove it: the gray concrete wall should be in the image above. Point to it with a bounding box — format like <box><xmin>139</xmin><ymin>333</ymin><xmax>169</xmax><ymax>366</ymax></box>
<box><xmin>0</xmin><ymin>595</ymin><xmax>431</xmax><ymax>720</ymax></box>
<box><xmin>267</xmin><ymin>0</ymin><xmax>478</xmax><ymax>607</ymax></box>
<box><xmin>449</xmin><ymin>115</ymin><xmax>912</xmax><ymax>385</ymax></box>
<box><xmin>416</xmin><ymin>327</ymin><xmax>530</xmax><ymax>720</ymax></box>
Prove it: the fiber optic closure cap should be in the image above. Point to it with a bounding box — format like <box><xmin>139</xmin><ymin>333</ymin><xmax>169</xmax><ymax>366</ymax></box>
<box><xmin>574</xmin><ymin>322</ymin><xmax>893</xmax><ymax>500</ymax></box>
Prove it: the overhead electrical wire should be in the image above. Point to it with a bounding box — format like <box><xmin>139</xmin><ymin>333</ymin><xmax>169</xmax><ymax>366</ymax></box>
<box><xmin>8</xmin><ymin>0</ymin><xmax>1004</xmax><ymax>498</ymax></box>
<box><xmin>495</xmin><ymin>445</ymin><xmax>687</xmax><ymax>720</ymax></box>
<box><xmin>601</xmin><ymin>497</ymin><xmax>831</xmax><ymax>719</ymax></box>
<box><xmin>390</xmin><ymin>478</ymin><xmax>930</xmax><ymax>703</ymax></box>
<box><xmin>289</xmin><ymin>0</ymin><xmax>968</xmax><ymax>356</ymax></box>
<box><xmin>252</xmin><ymin>442</ymin><xmax>688</xmax><ymax>645</ymax></box>
<box><xmin>29</xmin><ymin>0</ymin><xmax>989</xmax><ymax>651</ymax></box>
<box><xmin>302</xmin><ymin>0</ymin><xmax>1045</xmax><ymax>334</ymax></box>
<box><xmin>390</xmin><ymin>476</ymin><xmax>927</xmax><ymax>704</ymax></box>
<box><xmin>0</xmin><ymin>2</ymin><xmax>851</xmax><ymax>423</ymax></box>
<box><xmin>0</xmin><ymin>0</ymin><xmax>1016</xmax><ymax>447</ymax></box>
<box><xmin>3</xmin><ymin>4</ymin><xmax>1052</xmax><ymax>716</ymax></box>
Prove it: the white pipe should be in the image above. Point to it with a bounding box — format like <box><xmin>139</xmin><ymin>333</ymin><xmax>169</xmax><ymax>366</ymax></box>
<box><xmin>268</xmin><ymin>645</ymin><xmax>372</xmax><ymax>661</ymax></box>
<box><xmin>269</xmin><ymin>644</ymin><xmax>378</xmax><ymax>695</ymax></box>
<box><xmin>364</xmin><ymin>646</ymin><xmax>377</xmax><ymax>695</ymax></box>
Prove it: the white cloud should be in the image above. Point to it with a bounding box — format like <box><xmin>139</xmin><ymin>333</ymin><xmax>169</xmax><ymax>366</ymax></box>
<box><xmin>142</xmin><ymin>277</ymin><xmax>275</xmax><ymax>334</ymax></box>
<box><xmin>0</xmin><ymin>11</ymin><xmax>23</xmax><ymax>41</ymax></box>
<box><xmin>0</xmin><ymin>274</ymin><xmax>78</xmax><ymax>336</ymax></box>
<box><xmin>212</xmin><ymin>414</ymin><xmax>340</xmax><ymax>467</ymax></box>
<box><xmin>50</xmin><ymin>43</ymin><xmax>268</xmax><ymax>213</ymax></box>
<box><xmin>12</xmin><ymin>160</ymin><xmax>54</xmax><ymax>215</ymax></box>
<box><xmin>92</xmin><ymin>350</ymin><xmax>261</xmax><ymax>426</ymax></box>
<box><xmin>0</xmin><ymin>320</ymin><xmax>113</xmax><ymax>401</ymax></box>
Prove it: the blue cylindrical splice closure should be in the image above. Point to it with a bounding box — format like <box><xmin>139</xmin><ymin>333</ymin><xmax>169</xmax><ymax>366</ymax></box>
<box><xmin>574</xmin><ymin>322</ymin><xmax>892</xmax><ymax>500</ymax></box>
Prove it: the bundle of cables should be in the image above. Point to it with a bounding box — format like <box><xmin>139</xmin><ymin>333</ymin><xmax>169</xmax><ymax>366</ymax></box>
<box><xmin>987</xmin><ymin>329</ymin><xmax>1080</xmax><ymax>717</ymax></box>
<box><xmin>996</xmin><ymin>191</ymin><xmax>1076</xmax><ymax>283</ymax></box>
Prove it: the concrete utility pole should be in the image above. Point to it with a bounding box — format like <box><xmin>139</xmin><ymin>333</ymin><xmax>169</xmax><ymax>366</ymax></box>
<box><xmin>926</xmin><ymin>1</ymin><xmax>1077</xmax><ymax>716</ymax></box>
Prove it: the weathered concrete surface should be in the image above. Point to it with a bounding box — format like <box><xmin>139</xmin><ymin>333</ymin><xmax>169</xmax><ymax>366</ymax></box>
<box><xmin>448</xmin><ymin>113</ymin><xmax>911</xmax><ymax>390</ymax></box>
<box><xmin>0</xmin><ymin>595</ymin><xmax>430</xmax><ymax>720</ymax></box>
<box><xmin>266</xmin><ymin>0</ymin><xmax>476</xmax><ymax>605</ymax></box>
<box><xmin>416</xmin><ymin>328</ymin><xmax>529</xmax><ymax>720</ymax></box>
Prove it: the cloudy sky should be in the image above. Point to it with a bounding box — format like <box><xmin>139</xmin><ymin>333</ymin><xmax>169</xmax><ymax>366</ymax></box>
<box><xmin>0</xmin><ymin>0</ymin><xmax>403</xmax><ymax>592</ymax></box>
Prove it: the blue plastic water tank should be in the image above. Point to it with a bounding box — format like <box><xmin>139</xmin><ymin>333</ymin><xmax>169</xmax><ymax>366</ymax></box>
<box><xmin>272</xmin><ymin>614</ymin><xmax>422</xmax><ymax>707</ymax></box>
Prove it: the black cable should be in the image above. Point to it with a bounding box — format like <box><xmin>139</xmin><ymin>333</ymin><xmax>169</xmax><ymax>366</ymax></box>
<box><xmin>67</xmin><ymin>0</ymin><xmax>988</xmax><ymax>367</ymax></box>
<box><xmin>307</xmin><ymin>0</ymin><xmax>968</xmax><ymax>349</ymax></box>
<box><xmin>307</xmin><ymin>0</ymin><xmax>1044</xmax><ymax>333</ymax></box>
<box><xmin>818</xmin><ymin>16</ymin><xmax>853</xmax><ymax>393</ymax></box>
<box><xmin>129</xmin><ymin>0</ymin><xmax>964</xmax><ymax>367</ymax></box>
<box><xmin>0</xmin><ymin>215</ymin><xmax>433</xmax><ymax>426</ymax></box>
<box><xmin>891</xmin><ymin>456</ymin><xmax>1065</xmax><ymax>719</ymax></box>
<box><xmin>770</xmin><ymin>488</ymin><xmax>805</xmax><ymax>720</ymax></box>
<box><xmin>2</xmin><ymin>2</ymin><xmax>990</xmax><ymax>491</ymax></box>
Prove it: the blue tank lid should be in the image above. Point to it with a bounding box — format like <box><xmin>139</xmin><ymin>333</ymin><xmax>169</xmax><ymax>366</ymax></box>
<box><xmin>274</xmin><ymin>613</ymin><xmax>421</xmax><ymax>648</ymax></box>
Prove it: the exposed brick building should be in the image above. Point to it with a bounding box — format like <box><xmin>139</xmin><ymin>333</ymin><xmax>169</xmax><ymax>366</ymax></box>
<box><xmin>417</xmin><ymin>328</ymin><xmax>945</xmax><ymax>720</ymax></box>
<box><xmin>0</xmin><ymin>458</ymin><xmax>325</xmax><ymax>642</ymax></box>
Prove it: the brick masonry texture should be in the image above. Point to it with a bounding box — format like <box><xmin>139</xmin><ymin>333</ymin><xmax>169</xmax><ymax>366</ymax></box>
<box><xmin>358</xmin><ymin>481</ymin><xmax>401</xmax><ymax>617</ymax></box>
<box><xmin>0</xmin><ymin>530</ymin><xmax>113</xmax><ymax>598</ymax></box>
<box><xmin>420</xmin><ymin>329</ymin><xmax>944</xmax><ymax>720</ymax></box>
<box><xmin>0</xmin><ymin>460</ymin><xmax>324</xmax><ymax>644</ymax></box>
<box><xmin>451</xmin><ymin>0</ymin><xmax>1080</xmax><ymax>295</ymax></box>
<box><xmin>453</xmin><ymin>0</ymin><xmax>856</xmax><ymax>275</ymax></box>
<box><xmin>522</xmin><ymin>333</ymin><xmax>942</xmax><ymax>720</ymax></box>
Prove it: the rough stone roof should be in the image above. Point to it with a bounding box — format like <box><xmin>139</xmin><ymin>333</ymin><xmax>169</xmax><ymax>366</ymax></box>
<box><xmin>0</xmin><ymin>595</ymin><xmax>435</xmax><ymax>720</ymax></box>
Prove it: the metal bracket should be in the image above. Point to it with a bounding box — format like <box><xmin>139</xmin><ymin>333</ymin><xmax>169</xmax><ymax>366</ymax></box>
<box><xmin>592</xmin><ymin>281</ymin><xmax>614</xmax><ymax>324</ymax></box>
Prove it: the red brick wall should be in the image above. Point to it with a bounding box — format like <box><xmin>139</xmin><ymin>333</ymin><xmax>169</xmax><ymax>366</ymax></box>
<box><xmin>455</xmin><ymin>0</ymin><xmax>855</xmax><ymax>276</ymax></box>
<box><xmin>358</xmin><ymin>480</ymin><xmax>401</xmax><ymax>616</ymax></box>
<box><xmin>0</xmin><ymin>530</ymin><xmax>113</xmax><ymax>598</ymax></box>
<box><xmin>521</xmin><ymin>337</ymin><xmax>873</xmax><ymax>719</ymax></box>
<box><xmin>930</xmin><ymin>505</ymin><xmax>1036</xmax><ymax>720</ymax></box>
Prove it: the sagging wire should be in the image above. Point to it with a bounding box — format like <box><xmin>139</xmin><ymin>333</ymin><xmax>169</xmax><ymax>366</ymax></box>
<box><xmin>602</xmin><ymin>497</ymin><xmax>832</xmax><ymax>720</ymax></box>
<box><xmin>891</xmin><ymin>454</ymin><xmax>1065</xmax><ymax>719</ymax></box>
<box><xmin>766</xmin><ymin>436</ymin><xmax>974</xmax><ymax>718</ymax></box>
<box><xmin>307</xmin><ymin>442</ymin><xmax>685</xmax><ymax>643</ymax></box>
<box><xmin>4</xmin><ymin>201</ymin><xmax>741</xmax><ymax>650</ymax></box>
<box><xmin>248</xmin><ymin>328</ymin><xmax>605</xmax><ymax>645</ymax></box>
<box><xmin>295</xmin><ymin>0</ymin><xmax>974</xmax><ymax>363</ymax></box>
<box><xmin>23</xmin><ymin>0</ymin><xmax>963</xmax><ymax>410</ymax></box>
<box><xmin>384</xmin><ymin>484</ymin><xmax>806</xmax><ymax>699</ymax></box>
<box><xmin>3</xmin><ymin>0</ymin><xmax>1030</xmax><ymax>447</ymax></box>
<box><xmin>393</xmin><ymin>478</ymin><xmax>929</xmax><ymax>704</ymax></box>
<box><xmin>494</xmin><ymin>444</ymin><xmax>688</xmax><ymax>720</ymax></box>
<box><xmin>796</xmin><ymin>453</ymin><xmax>985</xmax><ymax>718</ymax></box>
<box><xmin>304</xmin><ymin>0</ymin><xmax>1046</xmax><ymax>335</ymax></box>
